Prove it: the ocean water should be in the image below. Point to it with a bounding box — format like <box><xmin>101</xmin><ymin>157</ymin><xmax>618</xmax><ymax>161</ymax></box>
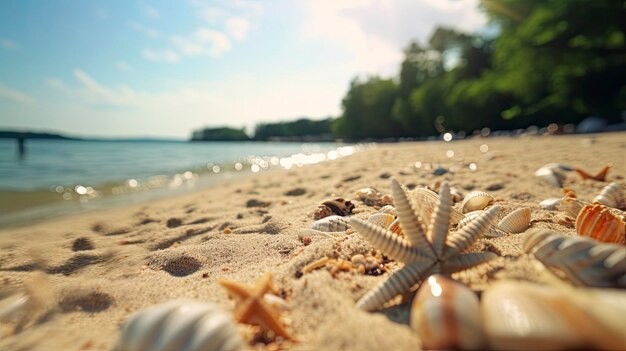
<box><xmin>0</xmin><ymin>139</ymin><xmax>357</xmax><ymax>227</ymax></box>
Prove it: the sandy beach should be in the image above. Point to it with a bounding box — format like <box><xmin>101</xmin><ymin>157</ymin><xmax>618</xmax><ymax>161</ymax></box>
<box><xmin>1</xmin><ymin>132</ymin><xmax>624</xmax><ymax>350</ymax></box>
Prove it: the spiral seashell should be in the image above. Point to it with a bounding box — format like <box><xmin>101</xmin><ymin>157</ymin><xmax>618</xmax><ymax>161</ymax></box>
<box><xmin>367</xmin><ymin>213</ymin><xmax>396</xmax><ymax>229</ymax></box>
<box><xmin>497</xmin><ymin>207</ymin><xmax>531</xmax><ymax>234</ymax></box>
<box><xmin>310</xmin><ymin>215</ymin><xmax>350</xmax><ymax>232</ymax></box>
<box><xmin>539</xmin><ymin>198</ymin><xmax>561</xmax><ymax>211</ymax></box>
<box><xmin>322</xmin><ymin>198</ymin><xmax>355</xmax><ymax>216</ymax></box>
<box><xmin>523</xmin><ymin>229</ymin><xmax>626</xmax><ymax>288</ymax></box>
<box><xmin>410</xmin><ymin>275</ymin><xmax>484</xmax><ymax>350</ymax></box>
<box><xmin>460</xmin><ymin>191</ymin><xmax>494</xmax><ymax>214</ymax></box>
<box><xmin>576</xmin><ymin>204</ymin><xmax>625</xmax><ymax>244</ymax></box>
<box><xmin>114</xmin><ymin>299</ymin><xmax>244</xmax><ymax>351</ymax></box>
<box><xmin>593</xmin><ymin>182</ymin><xmax>625</xmax><ymax>209</ymax></box>
<box><xmin>482</xmin><ymin>281</ymin><xmax>626</xmax><ymax>350</ymax></box>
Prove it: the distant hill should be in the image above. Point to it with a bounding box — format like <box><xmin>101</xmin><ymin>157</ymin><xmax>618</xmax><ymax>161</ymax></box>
<box><xmin>190</xmin><ymin>127</ymin><xmax>250</xmax><ymax>141</ymax></box>
<box><xmin>0</xmin><ymin>130</ymin><xmax>77</xmax><ymax>140</ymax></box>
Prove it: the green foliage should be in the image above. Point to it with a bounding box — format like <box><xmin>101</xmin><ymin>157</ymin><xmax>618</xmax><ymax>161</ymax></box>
<box><xmin>191</xmin><ymin>127</ymin><xmax>249</xmax><ymax>141</ymax></box>
<box><xmin>332</xmin><ymin>0</ymin><xmax>626</xmax><ymax>140</ymax></box>
<box><xmin>254</xmin><ymin>118</ymin><xmax>334</xmax><ymax>141</ymax></box>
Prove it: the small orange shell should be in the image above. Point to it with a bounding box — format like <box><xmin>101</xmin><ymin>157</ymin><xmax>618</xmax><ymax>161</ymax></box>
<box><xmin>576</xmin><ymin>204</ymin><xmax>625</xmax><ymax>244</ymax></box>
<box><xmin>388</xmin><ymin>218</ymin><xmax>403</xmax><ymax>236</ymax></box>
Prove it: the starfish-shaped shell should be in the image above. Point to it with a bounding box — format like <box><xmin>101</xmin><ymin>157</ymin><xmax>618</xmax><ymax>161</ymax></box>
<box><xmin>350</xmin><ymin>179</ymin><xmax>500</xmax><ymax>311</ymax></box>
<box><xmin>219</xmin><ymin>272</ymin><xmax>293</xmax><ymax>339</ymax></box>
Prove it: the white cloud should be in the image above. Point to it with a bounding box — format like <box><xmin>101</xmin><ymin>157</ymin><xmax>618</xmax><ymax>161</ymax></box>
<box><xmin>116</xmin><ymin>61</ymin><xmax>131</xmax><ymax>71</ymax></box>
<box><xmin>1</xmin><ymin>38</ymin><xmax>17</xmax><ymax>50</ymax></box>
<box><xmin>301</xmin><ymin>0</ymin><xmax>486</xmax><ymax>75</ymax></box>
<box><xmin>195</xmin><ymin>28</ymin><xmax>232</xmax><ymax>56</ymax></box>
<box><xmin>0</xmin><ymin>84</ymin><xmax>33</xmax><ymax>104</ymax></box>
<box><xmin>142</xmin><ymin>49</ymin><xmax>179</xmax><ymax>63</ymax></box>
<box><xmin>141</xmin><ymin>2</ymin><xmax>160</xmax><ymax>19</ymax></box>
<box><xmin>45</xmin><ymin>68</ymin><xmax>344</xmax><ymax>137</ymax></box>
<box><xmin>129</xmin><ymin>21</ymin><xmax>160</xmax><ymax>38</ymax></box>
<box><xmin>226</xmin><ymin>17</ymin><xmax>250</xmax><ymax>41</ymax></box>
<box><xmin>198</xmin><ymin>6</ymin><xmax>226</xmax><ymax>24</ymax></box>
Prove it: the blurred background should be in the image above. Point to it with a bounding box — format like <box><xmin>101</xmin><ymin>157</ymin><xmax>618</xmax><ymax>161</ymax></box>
<box><xmin>1</xmin><ymin>0</ymin><xmax>624</xmax><ymax>224</ymax></box>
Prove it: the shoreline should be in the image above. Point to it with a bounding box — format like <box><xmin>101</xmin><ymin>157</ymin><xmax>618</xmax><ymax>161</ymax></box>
<box><xmin>0</xmin><ymin>132</ymin><xmax>624</xmax><ymax>350</ymax></box>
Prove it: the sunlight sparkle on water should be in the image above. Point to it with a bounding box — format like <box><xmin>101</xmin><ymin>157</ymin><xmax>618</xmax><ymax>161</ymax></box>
<box><xmin>480</xmin><ymin>144</ymin><xmax>489</xmax><ymax>153</ymax></box>
<box><xmin>443</xmin><ymin>132</ymin><xmax>452</xmax><ymax>142</ymax></box>
<box><xmin>446</xmin><ymin>150</ymin><xmax>455</xmax><ymax>158</ymax></box>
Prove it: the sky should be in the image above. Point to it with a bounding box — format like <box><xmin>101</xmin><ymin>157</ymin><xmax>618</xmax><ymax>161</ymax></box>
<box><xmin>0</xmin><ymin>0</ymin><xmax>487</xmax><ymax>139</ymax></box>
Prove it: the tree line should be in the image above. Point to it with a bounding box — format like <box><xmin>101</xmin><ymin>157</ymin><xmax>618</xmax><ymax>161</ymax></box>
<box><xmin>193</xmin><ymin>0</ymin><xmax>625</xmax><ymax>142</ymax></box>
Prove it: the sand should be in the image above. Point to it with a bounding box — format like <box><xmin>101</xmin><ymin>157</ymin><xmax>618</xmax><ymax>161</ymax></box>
<box><xmin>0</xmin><ymin>132</ymin><xmax>624</xmax><ymax>350</ymax></box>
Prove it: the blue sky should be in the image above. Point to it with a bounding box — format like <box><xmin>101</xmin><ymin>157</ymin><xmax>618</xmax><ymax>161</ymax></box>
<box><xmin>0</xmin><ymin>0</ymin><xmax>486</xmax><ymax>138</ymax></box>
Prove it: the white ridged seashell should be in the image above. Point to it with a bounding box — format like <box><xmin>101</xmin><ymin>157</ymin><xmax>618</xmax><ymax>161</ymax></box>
<box><xmin>460</xmin><ymin>191</ymin><xmax>494</xmax><ymax>213</ymax></box>
<box><xmin>539</xmin><ymin>198</ymin><xmax>561</xmax><ymax>210</ymax></box>
<box><xmin>458</xmin><ymin>211</ymin><xmax>506</xmax><ymax>237</ymax></box>
<box><xmin>408</xmin><ymin>187</ymin><xmax>464</xmax><ymax>224</ymax></box>
<box><xmin>310</xmin><ymin>215</ymin><xmax>350</xmax><ymax>232</ymax></box>
<box><xmin>557</xmin><ymin>197</ymin><xmax>587</xmax><ymax>218</ymax></box>
<box><xmin>378</xmin><ymin>205</ymin><xmax>396</xmax><ymax>216</ymax></box>
<box><xmin>534</xmin><ymin>163</ymin><xmax>573</xmax><ymax>187</ymax></box>
<box><xmin>497</xmin><ymin>207</ymin><xmax>531</xmax><ymax>234</ymax></box>
<box><xmin>523</xmin><ymin>229</ymin><xmax>626</xmax><ymax>288</ymax></box>
<box><xmin>114</xmin><ymin>300</ymin><xmax>244</xmax><ymax>351</ymax></box>
<box><xmin>367</xmin><ymin>213</ymin><xmax>396</xmax><ymax>229</ymax></box>
<box><xmin>410</xmin><ymin>275</ymin><xmax>484</xmax><ymax>350</ymax></box>
<box><xmin>482</xmin><ymin>281</ymin><xmax>626</xmax><ymax>351</ymax></box>
<box><xmin>593</xmin><ymin>182</ymin><xmax>625</xmax><ymax>209</ymax></box>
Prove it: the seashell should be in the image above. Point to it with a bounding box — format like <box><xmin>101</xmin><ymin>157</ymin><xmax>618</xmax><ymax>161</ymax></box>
<box><xmin>497</xmin><ymin>207</ymin><xmax>531</xmax><ymax>234</ymax></box>
<box><xmin>114</xmin><ymin>299</ymin><xmax>244</xmax><ymax>351</ymax></box>
<box><xmin>408</xmin><ymin>187</ymin><xmax>464</xmax><ymax>224</ymax></box>
<box><xmin>534</xmin><ymin>163</ymin><xmax>573</xmax><ymax>187</ymax></box>
<box><xmin>482</xmin><ymin>281</ymin><xmax>626</xmax><ymax>351</ymax></box>
<box><xmin>524</xmin><ymin>229</ymin><xmax>626</xmax><ymax>288</ymax></box>
<box><xmin>539</xmin><ymin>198</ymin><xmax>561</xmax><ymax>210</ymax></box>
<box><xmin>410</xmin><ymin>275</ymin><xmax>484</xmax><ymax>350</ymax></box>
<box><xmin>457</xmin><ymin>210</ymin><xmax>505</xmax><ymax>237</ymax></box>
<box><xmin>378</xmin><ymin>205</ymin><xmax>396</xmax><ymax>216</ymax></box>
<box><xmin>593</xmin><ymin>182</ymin><xmax>625</xmax><ymax>209</ymax></box>
<box><xmin>355</xmin><ymin>187</ymin><xmax>382</xmax><ymax>206</ymax></box>
<box><xmin>367</xmin><ymin>213</ymin><xmax>396</xmax><ymax>229</ymax></box>
<box><xmin>460</xmin><ymin>191</ymin><xmax>494</xmax><ymax>213</ymax></box>
<box><xmin>450</xmin><ymin>187</ymin><xmax>464</xmax><ymax>203</ymax></box>
<box><xmin>576</xmin><ymin>204</ymin><xmax>625</xmax><ymax>244</ymax></box>
<box><xmin>313</xmin><ymin>205</ymin><xmax>333</xmax><ymax>220</ymax></box>
<box><xmin>388</xmin><ymin>218</ymin><xmax>402</xmax><ymax>235</ymax></box>
<box><xmin>557</xmin><ymin>197</ymin><xmax>587</xmax><ymax>218</ymax></box>
<box><xmin>310</xmin><ymin>215</ymin><xmax>350</xmax><ymax>232</ymax></box>
<box><xmin>322</xmin><ymin>198</ymin><xmax>355</xmax><ymax>216</ymax></box>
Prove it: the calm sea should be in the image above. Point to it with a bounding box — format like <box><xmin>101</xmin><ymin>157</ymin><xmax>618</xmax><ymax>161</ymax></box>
<box><xmin>0</xmin><ymin>139</ymin><xmax>357</xmax><ymax>227</ymax></box>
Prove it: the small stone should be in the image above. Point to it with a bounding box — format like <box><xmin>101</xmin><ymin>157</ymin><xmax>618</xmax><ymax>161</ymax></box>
<box><xmin>486</xmin><ymin>183</ymin><xmax>504</xmax><ymax>191</ymax></box>
<box><xmin>201</xmin><ymin>272</ymin><xmax>209</xmax><ymax>278</ymax></box>
<box><xmin>432</xmin><ymin>167</ymin><xmax>448</xmax><ymax>176</ymax></box>
<box><xmin>223</xmin><ymin>227</ymin><xmax>232</xmax><ymax>234</ymax></box>
<box><xmin>246</xmin><ymin>199</ymin><xmax>271</xmax><ymax>208</ymax></box>
<box><xmin>285</xmin><ymin>188</ymin><xmax>306</xmax><ymax>196</ymax></box>
<box><xmin>166</xmin><ymin>218</ymin><xmax>182</xmax><ymax>228</ymax></box>
<box><xmin>302</xmin><ymin>236</ymin><xmax>312</xmax><ymax>246</ymax></box>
